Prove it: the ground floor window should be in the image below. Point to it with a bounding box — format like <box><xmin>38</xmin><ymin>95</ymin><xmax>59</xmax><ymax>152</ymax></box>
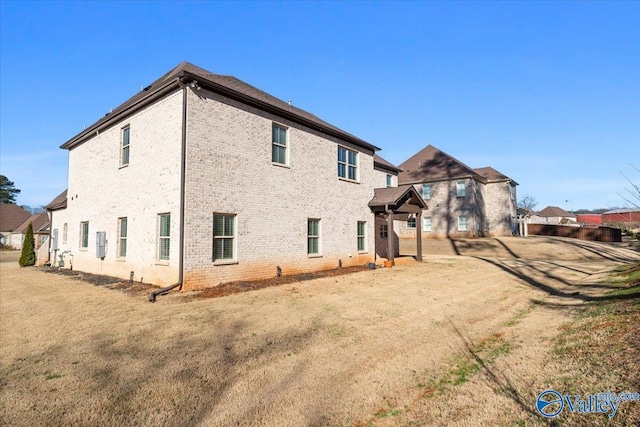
<box><xmin>158</xmin><ymin>213</ymin><xmax>170</xmax><ymax>261</ymax></box>
<box><xmin>213</xmin><ymin>213</ymin><xmax>236</xmax><ymax>261</ymax></box>
<box><xmin>458</xmin><ymin>216</ymin><xmax>467</xmax><ymax>231</ymax></box>
<box><xmin>117</xmin><ymin>217</ymin><xmax>127</xmax><ymax>258</ymax></box>
<box><xmin>357</xmin><ymin>221</ymin><xmax>366</xmax><ymax>252</ymax></box>
<box><xmin>406</xmin><ymin>217</ymin><xmax>416</xmax><ymax>229</ymax></box>
<box><xmin>79</xmin><ymin>221</ymin><xmax>89</xmax><ymax>249</ymax></box>
<box><xmin>423</xmin><ymin>216</ymin><xmax>432</xmax><ymax>232</ymax></box>
<box><xmin>308</xmin><ymin>219</ymin><xmax>321</xmax><ymax>255</ymax></box>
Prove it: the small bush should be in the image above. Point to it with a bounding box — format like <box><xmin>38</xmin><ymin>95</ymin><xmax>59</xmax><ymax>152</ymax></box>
<box><xmin>19</xmin><ymin>223</ymin><xmax>36</xmax><ymax>267</ymax></box>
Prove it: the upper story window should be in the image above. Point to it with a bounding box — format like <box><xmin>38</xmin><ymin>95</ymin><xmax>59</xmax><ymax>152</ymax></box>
<box><xmin>386</xmin><ymin>174</ymin><xmax>392</xmax><ymax>187</ymax></box>
<box><xmin>272</xmin><ymin>123</ymin><xmax>288</xmax><ymax>165</ymax></box>
<box><xmin>422</xmin><ymin>184</ymin><xmax>431</xmax><ymax>199</ymax></box>
<box><xmin>120</xmin><ymin>125</ymin><xmax>130</xmax><ymax>167</ymax></box>
<box><xmin>456</xmin><ymin>181</ymin><xmax>466</xmax><ymax>197</ymax></box>
<box><xmin>338</xmin><ymin>146</ymin><xmax>358</xmax><ymax>181</ymax></box>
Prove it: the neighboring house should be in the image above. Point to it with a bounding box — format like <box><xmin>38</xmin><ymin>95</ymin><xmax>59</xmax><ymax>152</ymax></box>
<box><xmin>529</xmin><ymin>206</ymin><xmax>577</xmax><ymax>226</ymax></box>
<box><xmin>396</xmin><ymin>145</ymin><xmax>518</xmax><ymax>238</ymax></box>
<box><xmin>10</xmin><ymin>212</ymin><xmax>50</xmax><ymax>250</ymax></box>
<box><xmin>602</xmin><ymin>208</ymin><xmax>640</xmax><ymax>225</ymax></box>
<box><xmin>0</xmin><ymin>204</ymin><xmax>31</xmax><ymax>248</ymax></box>
<box><xmin>48</xmin><ymin>62</ymin><xmax>424</xmax><ymax>290</ymax></box>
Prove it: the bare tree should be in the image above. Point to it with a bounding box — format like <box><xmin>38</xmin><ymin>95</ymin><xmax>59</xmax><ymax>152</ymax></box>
<box><xmin>618</xmin><ymin>164</ymin><xmax>639</xmax><ymax>209</ymax></box>
<box><xmin>517</xmin><ymin>194</ymin><xmax>538</xmax><ymax>211</ymax></box>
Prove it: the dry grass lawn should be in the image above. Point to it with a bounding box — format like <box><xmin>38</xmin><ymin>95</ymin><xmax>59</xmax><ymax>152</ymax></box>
<box><xmin>1</xmin><ymin>236</ymin><xmax>639</xmax><ymax>426</ymax></box>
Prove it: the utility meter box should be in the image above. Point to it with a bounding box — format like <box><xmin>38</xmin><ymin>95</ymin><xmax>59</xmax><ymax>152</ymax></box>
<box><xmin>51</xmin><ymin>229</ymin><xmax>59</xmax><ymax>251</ymax></box>
<box><xmin>96</xmin><ymin>231</ymin><xmax>106</xmax><ymax>258</ymax></box>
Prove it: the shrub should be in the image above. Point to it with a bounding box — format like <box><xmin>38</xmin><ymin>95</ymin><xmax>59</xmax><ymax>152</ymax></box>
<box><xmin>19</xmin><ymin>223</ymin><xmax>36</xmax><ymax>267</ymax></box>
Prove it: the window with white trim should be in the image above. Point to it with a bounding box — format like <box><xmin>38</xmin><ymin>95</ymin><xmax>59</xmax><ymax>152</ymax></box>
<box><xmin>308</xmin><ymin>219</ymin><xmax>321</xmax><ymax>255</ymax></box>
<box><xmin>456</xmin><ymin>181</ymin><xmax>466</xmax><ymax>197</ymax></box>
<box><xmin>158</xmin><ymin>213</ymin><xmax>170</xmax><ymax>261</ymax></box>
<box><xmin>422</xmin><ymin>184</ymin><xmax>431</xmax><ymax>199</ymax></box>
<box><xmin>79</xmin><ymin>221</ymin><xmax>89</xmax><ymax>249</ymax></box>
<box><xmin>357</xmin><ymin>221</ymin><xmax>366</xmax><ymax>252</ymax></box>
<box><xmin>121</xmin><ymin>125</ymin><xmax>130</xmax><ymax>167</ymax></box>
<box><xmin>458</xmin><ymin>216</ymin><xmax>467</xmax><ymax>231</ymax></box>
<box><xmin>386</xmin><ymin>174</ymin><xmax>392</xmax><ymax>187</ymax></box>
<box><xmin>406</xmin><ymin>217</ymin><xmax>416</xmax><ymax>229</ymax></box>
<box><xmin>117</xmin><ymin>217</ymin><xmax>127</xmax><ymax>258</ymax></box>
<box><xmin>338</xmin><ymin>146</ymin><xmax>358</xmax><ymax>181</ymax></box>
<box><xmin>272</xmin><ymin>123</ymin><xmax>288</xmax><ymax>165</ymax></box>
<box><xmin>423</xmin><ymin>216</ymin><xmax>432</xmax><ymax>232</ymax></box>
<box><xmin>213</xmin><ymin>213</ymin><xmax>236</xmax><ymax>261</ymax></box>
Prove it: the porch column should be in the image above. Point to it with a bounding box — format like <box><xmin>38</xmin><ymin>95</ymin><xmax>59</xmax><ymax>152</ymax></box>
<box><xmin>387</xmin><ymin>211</ymin><xmax>395</xmax><ymax>264</ymax></box>
<box><xmin>416</xmin><ymin>211</ymin><xmax>423</xmax><ymax>261</ymax></box>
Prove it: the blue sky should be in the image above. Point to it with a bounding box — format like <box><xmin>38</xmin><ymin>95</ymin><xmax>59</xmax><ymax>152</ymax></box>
<box><xmin>1</xmin><ymin>1</ymin><xmax>638</xmax><ymax>211</ymax></box>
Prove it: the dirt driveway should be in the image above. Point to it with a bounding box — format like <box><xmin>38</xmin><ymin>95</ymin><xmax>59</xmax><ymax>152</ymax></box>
<box><xmin>1</xmin><ymin>237</ymin><xmax>638</xmax><ymax>426</ymax></box>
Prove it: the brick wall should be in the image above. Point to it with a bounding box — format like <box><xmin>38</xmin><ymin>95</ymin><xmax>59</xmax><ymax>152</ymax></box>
<box><xmin>49</xmin><ymin>91</ymin><xmax>183</xmax><ymax>286</ymax></box>
<box><xmin>483</xmin><ymin>181</ymin><xmax>517</xmax><ymax>237</ymax></box>
<box><xmin>182</xmin><ymin>89</ymin><xmax>376</xmax><ymax>290</ymax></box>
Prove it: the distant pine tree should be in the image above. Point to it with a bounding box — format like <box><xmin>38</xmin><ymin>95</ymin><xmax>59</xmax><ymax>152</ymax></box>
<box><xmin>19</xmin><ymin>222</ymin><xmax>36</xmax><ymax>267</ymax></box>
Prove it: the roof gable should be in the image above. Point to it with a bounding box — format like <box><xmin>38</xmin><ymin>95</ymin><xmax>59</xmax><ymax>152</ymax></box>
<box><xmin>13</xmin><ymin>212</ymin><xmax>50</xmax><ymax>234</ymax></box>
<box><xmin>473</xmin><ymin>166</ymin><xmax>517</xmax><ymax>185</ymax></box>
<box><xmin>45</xmin><ymin>190</ymin><xmax>67</xmax><ymax>211</ymax></box>
<box><xmin>398</xmin><ymin>145</ymin><xmax>479</xmax><ymax>184</ymax></box>
<box><xmin>369</xmin><ymin>185</ymin><xmax>427</xmax><ymax>211</ymax></box>
<box><xmin>0</xmin><ymin>204</ymin><xmax>31</xmax><ymax>232</ymax></box>
<box><xmin>538</xmin><ymin>206</ymin><xmax>573</xmax><ymax>217</ymax></box>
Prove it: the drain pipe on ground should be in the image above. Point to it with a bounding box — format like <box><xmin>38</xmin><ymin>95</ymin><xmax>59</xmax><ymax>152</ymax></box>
<box><xmin>149</xmin><ymin>75</ymin><xmax>190</xmax><ymax>302</ymax></box>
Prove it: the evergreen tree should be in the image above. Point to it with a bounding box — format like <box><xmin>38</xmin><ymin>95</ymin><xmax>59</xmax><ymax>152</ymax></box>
<box><xmin>19</xmin><ymin>222</ymin><xmax>36</xmax><ymax>267</ymax></box>
<box><xmin>0</xmin><ymin>175</ymin><xmax>21</xmax><ymax>204</ymax></box>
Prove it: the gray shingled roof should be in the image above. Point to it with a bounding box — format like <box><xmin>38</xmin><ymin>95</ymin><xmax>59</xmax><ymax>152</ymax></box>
<box><xmin>13</xmin><ymin>212</ymin><xmax>50</xmax><ymax>234</ymax></box>
<box><xmin>61</xmin><ymin>62</ymin><xmax>378</xmax><ymax>152</ymax></box>
<box><xmin>373</xmin><ymin>154</ymin><xmax>402</xmax><ymax>173</ymax></box>
<box><xmin>368</xmin><ymin>185</ymin><xmax>427</xmax><ymax>210</ymax></box>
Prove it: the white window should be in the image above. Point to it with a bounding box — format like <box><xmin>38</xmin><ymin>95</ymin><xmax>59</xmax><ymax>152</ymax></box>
<box><xmin>386</xmin><ymin>174</ymin><xmax>392</xmax><ymax>187</ymax></box>
<box><xmin>406</xmin><ymin>217</ymin><xmax>416</xmax><ymax>229</ymax></box>
<box><xmin>338</xmin><ymin>146</ymin><xmax>358</xmax><ymax>181</ymax></box>
<box><xmin>158</xmin><ymin>213</ymin><xmax>170</xmax><ymax>261</ymax></box>
<box><xmin>63</xmin><ymin>223</ymin><xmax>68</xmax><ymax>244</ymax></box>
<box><xmin>308</xmin><ymin>219</ymin><xmax>321</xmax><ymax>255</ymax></box>
<box><xmin>380</xmin><ymin>224</ymin><xmax>388</xmax><ymax>238</ymax></box>
<box><xmin>272</xmin><ymin>123</ymin><xmax>288</xmax><ymax>165</ymax></box>
<box><xmin>117</xmin><ymin>217</ymin><xmax>127</xmax><ymax>258</ymax></box>
<box><xmin>213</xmin><ymin>214</ymin><xmax>236</xmax><ymax>261</ymax></box>
<box><xmin>79</xmin><ymin>221</ymin><xmax>89</xmax><ymax>249</ymax></box>
<box><xmin>458</xmin><ymin>216</ymin><xmax>467</xmax><ymax>231</ymax></box>
<box><xmin>456</xmin><ymin>181</ymin><xmax>466</xmax><ymax>197</ymax></box>
<box><xmin>357</xmin><ymin>221</ymin><xmax>366</xmax><ymax>252</ymax></box>
<box><xmin>423</xmin><ymin>216</ymin><xmax>432</xmax><ymax>232</ymax></box>
<box><xmin>422</xmin><ymin>184</ymin><xmax>431</xmax><ymax>199</ymax></box>
<box><xmin>121</xmin><ymin>125</ymin><xmax>130</xmax><ymax>167</ymax></box>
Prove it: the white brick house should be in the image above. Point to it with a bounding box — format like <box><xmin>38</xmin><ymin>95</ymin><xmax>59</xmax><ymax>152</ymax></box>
<box><xmin>49</xmin><ymin>62</ymin><xmax>414</xmax><ymax>291</ymax></box>
<box><xmin>397</xmin><ymin>145</ymin><xmax>517</xmax><ymax>238</ymax></box>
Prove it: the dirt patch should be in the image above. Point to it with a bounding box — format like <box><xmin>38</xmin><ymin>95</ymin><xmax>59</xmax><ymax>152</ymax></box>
<box><xmin>195</xmin><ymin>265</ymin><xmax>369</xmax><ymax>299</ymax></box>
<box><xmin>40</xmin><ymin>267</ymin><xmax>157</xmax><ymax>297</ymax></box>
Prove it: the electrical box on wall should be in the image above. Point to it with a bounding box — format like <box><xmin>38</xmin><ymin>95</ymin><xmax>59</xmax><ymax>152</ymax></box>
<box><xmin>51</xmin><ymin>229</ymin><xmax>59</xmax><ymax>251</ymax></box>
<box><xmin>96</xmin><ymin>231</ymin><xmax>106</xmax><ymax>258</ymax></box>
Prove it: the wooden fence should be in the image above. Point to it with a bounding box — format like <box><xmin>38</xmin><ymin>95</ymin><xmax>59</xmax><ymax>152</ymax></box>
<box><xmin>528</xmin><ymin>224</ymin><xmax>621</xmax><ymax>242</ymax></box>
